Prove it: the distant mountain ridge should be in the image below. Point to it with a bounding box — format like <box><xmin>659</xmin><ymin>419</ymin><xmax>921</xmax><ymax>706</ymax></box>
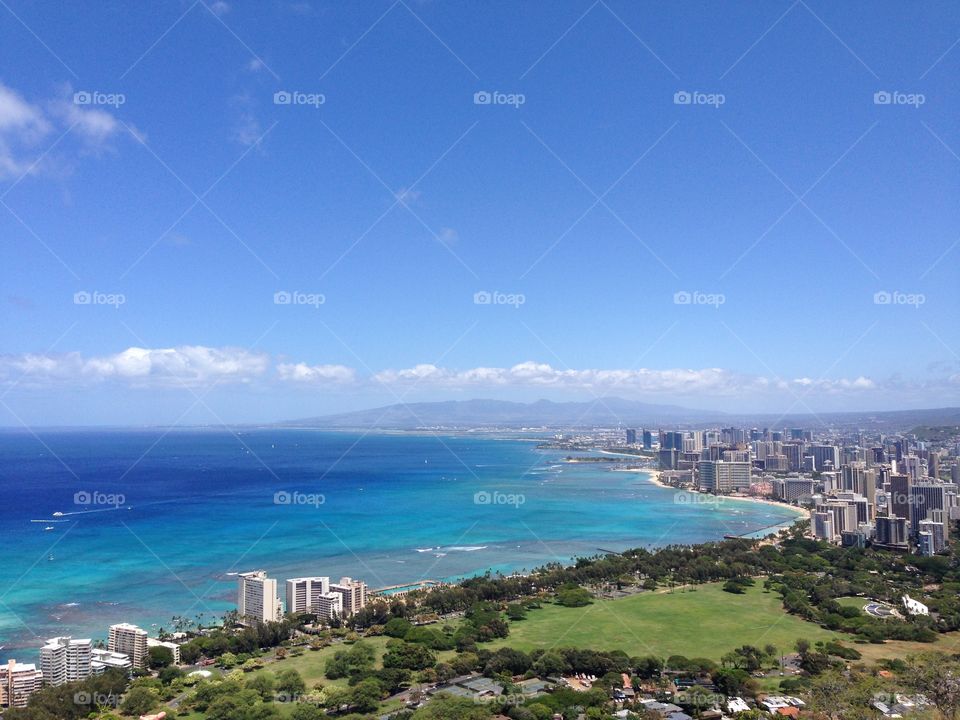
<box><xmin>277</xmin><ymin>399</ymin><xmax>960</xmax><ymax>431</ymax></box>
<box><xmin>280</xmin><ymin>397</ymin><xmax>725</xmax><ymax>429</ymax></box>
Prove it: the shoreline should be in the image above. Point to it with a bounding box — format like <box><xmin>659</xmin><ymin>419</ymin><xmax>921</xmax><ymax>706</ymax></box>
<box><xmin>614</xmin><ymin>465</ymin><xmax>810</xmax><ymax>521</ymax></box>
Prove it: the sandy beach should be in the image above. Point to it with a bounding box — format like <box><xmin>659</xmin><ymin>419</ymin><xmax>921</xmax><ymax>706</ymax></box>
<box><xmin>615</xmin><ymin>466</ymin><xmax>810</xmax><ymax>521</ymax></box>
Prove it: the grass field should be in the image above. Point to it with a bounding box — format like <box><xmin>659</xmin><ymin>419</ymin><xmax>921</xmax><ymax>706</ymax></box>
<box><xmin>248</xmin><ymin>635</ymin><xmax>394</xmax><ymax>689</ymax></box>
<box><xmin>836</xmin><ymin>596</ymin><xmax>870</xmax><ymax>611</ymax></box>
<box><xmin>490</xmin><ymin>582</ymin><xmax>843</xmax><ymax>660</ymax></box>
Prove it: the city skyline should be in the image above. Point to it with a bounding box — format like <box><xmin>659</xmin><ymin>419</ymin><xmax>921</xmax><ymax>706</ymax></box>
<box><xmin>2</xmin><ymin>1</ymin><xmax>959</xmax><ymax>425</ymax></box>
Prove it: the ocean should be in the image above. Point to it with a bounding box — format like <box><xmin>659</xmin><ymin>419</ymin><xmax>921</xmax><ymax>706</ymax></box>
<box><xmin>0</xmin><ymin>429</ymin><xmax>800</xmax><ymax>660</ymax></box>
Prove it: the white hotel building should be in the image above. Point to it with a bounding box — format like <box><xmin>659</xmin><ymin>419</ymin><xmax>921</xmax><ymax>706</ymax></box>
<box><xmin>286</xmin><ymin>576</ymin><xmax>343</xmax><ymax>620</ymax></box>
<box><xmin>108</xmin><ymin>623</ymin><xmax>148</xmax><ymax>669</ymax></box>
<box><xmin>238</xmin><ymin>570</ymin><xmax>282</xmax><ymax>624</ymax></box>
<box><xmin>39</xmin><ymin>636</ymin><xmax>92</xmax><ymax>686</ymax></box>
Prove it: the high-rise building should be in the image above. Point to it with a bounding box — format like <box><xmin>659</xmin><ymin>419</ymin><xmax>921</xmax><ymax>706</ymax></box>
<box><xmin>285</xmin><ymin>576</ymin><xmax>342</xmax><ymax>619</ymax></box>
<box><xmin>917</xmin><ymin>519</ymin><xmax>945</xmax><ymax>555</ymax></box>
<box><xmin>108</xmin><ymin>624</ymin><xmax>148</xmax><ymax>670</ymax></box>
<box><xmin>888</xmin><ymin>474</ymin><xmax>911</xmax><ymax>522</ymax></box>
<box><xmin>0</xmin><ymin>660</ymin><xmax>43</xmax><ymax>708</ymax></box>
<box><xmin>875</xmin><ymin>515</ymin><xmax>909</xmax><ymax>549</ymax></box>
<box><xmin>810</xmin><ymin>445</ymin><xmax>839</xmax><ymax>471</ymax></box>
<box><xmin>813</xmin><ymin>512</ymin><xmax>834</xmax><ymax>541</ymax></box>
<box><xmin>658</xmin><ymin>448</ymin><xmax>677</xmax><ymax>470</ymax></box>
<box><xmin>39</xmin><ymin>637</ymin><xmax>92</xmax><ymax>686</ymax></box>
<box><xmin>237</xmin><ymin>570</ymin><xmax>282</xmax><ymax>625</ymax></box>
<box><xmin>641</xmin><ymin>430</ymin><xmax>652</xmax><ymax>450</ymax></box>
<box><xmin>815</xmin><ymin>500</ymin><xmax>858</xmax><ymax>540</ymax></box>
<box><xmin>910</xmin><ymin>482</ymin><xmax>955</xmax><ymax>540</ymax></box>
<box><xmin>771</xmin><ymin>477</ymin><xmax>815</xmax><ymax>503</ymax></box>
<box><xmin>330</xmin><ymin>577</ymin><xmax>368</xmax><ymax>616</ymax></box>
<box><xmin>625</xmin><ymin>429</ymin><xmax>636</xmax><ymax>445</ymax></box>
<box><xmin>699</xmin><ymin>460</ymin><xmax>751</xmax><ymax>494</ymax></box>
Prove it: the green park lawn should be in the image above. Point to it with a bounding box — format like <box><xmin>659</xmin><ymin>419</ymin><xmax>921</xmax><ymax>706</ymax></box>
<box><xmin>490</xmin><ymin>582</ymin><xmax>842</xmax><ymax>660</ymax></box>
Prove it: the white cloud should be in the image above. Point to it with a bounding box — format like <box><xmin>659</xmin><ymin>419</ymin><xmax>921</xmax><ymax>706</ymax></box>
<box><xmin>370</xmin><ymin>362</ymin><xmax>747</xmax><ymax>394</ymax></box>
<box><xmin>0</xmin><ymin>351</ymin><xmax>918</xmax><ymax>402</ymax></box>
<box><xmin>0</xmin><ymin>80</ymin><xmax>128</xmax><ymax>180</ymax></box>
<box><xmin>276</xmin><ymin>362</ymin><xmax>356</xmax><ymax>384</ymax></box>
<box><xmin>0</xmin><ymin>346</ymin><xmax>269</xmax><ymax>388</ymax></box>
<box><xmin>50</xmin><ymin>98</ymin><xmax>122</xmax><ymax>146</ymax></box>
<box><xmin>0</xmin><ymin>81</ymin><xmax>52</xmax><ymax>178</ymax></box>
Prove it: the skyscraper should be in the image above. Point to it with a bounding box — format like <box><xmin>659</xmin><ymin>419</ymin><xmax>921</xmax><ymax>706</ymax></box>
<box><xmin>330</xmin><ymin>577</ymin><xmax>368</xmax><ymax>616</ymax></box>
<box><xmin>238</xmin><ymin>570</ymin><xmax>282</xmax><ymax>624</ymax></box>
<box><xmin>108</xmin><ymin>624</ymin><xmax>148</xmax><ymax>670</ymax></box>
<box><xmin>39</xmin><ymin>637</ymin><xmax>92</xmax><ymax>686</ymax></box>
<box><xmin>699</xmin><ymin>460</ymin><xmax>751</xmax><ymax>494</ymax></box>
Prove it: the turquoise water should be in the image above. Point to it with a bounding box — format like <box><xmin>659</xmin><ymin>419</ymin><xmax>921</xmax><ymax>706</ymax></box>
<box><xmin>0</xmin><ymin>430</ymin><xmax>799</xmax><ymax>659</ymax></box>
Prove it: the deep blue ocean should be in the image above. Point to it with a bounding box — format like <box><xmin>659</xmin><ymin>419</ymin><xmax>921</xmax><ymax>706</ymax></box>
<box><xmin>0</xmin><ymin>430</ymin><xmax>799</xmax><ymax>660</ymax></box>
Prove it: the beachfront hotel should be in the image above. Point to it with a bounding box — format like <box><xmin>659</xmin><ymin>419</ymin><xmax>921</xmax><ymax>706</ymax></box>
<box><xmin>237</xmin><ymin>570</ymin><xmax>282</xmax><ymax>624</ymax></box>
<box><xmin>330</xmin><ymin>576</ymin><xmax>368</xmax><ymax>616</ymax></box>
<box><xmin>39</xmin><ymin>636</ymin><xmax>92</xmax><ymax>686</ymax></box>
<box><xmin>107</xmin><ymin>623</ymin><xmax>148</xmax><ymax>670</ymax></box>
<box><xmin>285</xmin><ymin>576</ymin><xmax>344</xmax><ymax>619</ymax></box>
<box><xmin>0</xmin><ymin>659</ymin><xmax>43</xmax><ymax>708</ymax></box>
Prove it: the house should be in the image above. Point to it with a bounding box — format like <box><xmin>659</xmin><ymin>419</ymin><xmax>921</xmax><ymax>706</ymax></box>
<box><xmin>727</xmin><ymin>697</ymin><xmax>750</xmax><ymax>714</ymax></box>
<box><xmin>760</xmin><ymin>696</ymin><xmax>806</xmax><ymax>713</ymax></box>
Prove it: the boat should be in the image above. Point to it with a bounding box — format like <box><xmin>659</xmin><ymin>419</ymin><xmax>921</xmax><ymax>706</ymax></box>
<box><xmin>44</xmin><ymin>526</ymin><xmax>54</xmax><ymax>531</ymax></box>
<box><xmin>48</xmin><ymin>554</ymin><xmax>55</xmax><ymax>561</ymax></box>
<box><xmin>53</xmin><ymin>511</ymin><xmax>64</xmax><ymax>517</ymax></box>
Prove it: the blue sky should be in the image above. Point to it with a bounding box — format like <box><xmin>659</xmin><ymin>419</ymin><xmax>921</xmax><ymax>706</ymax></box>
<box><xmin>1</xmin><ymin>0</ymin><xmax>958</xmax><ymax>425</ymax></box>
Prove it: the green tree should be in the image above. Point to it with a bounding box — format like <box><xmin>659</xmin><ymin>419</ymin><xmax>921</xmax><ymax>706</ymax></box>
<box><xmin>119</xmin><ymin>686</ymin><xmax>159</xmax><ymax>716</ymax></box>
<box><xmin>147</xmin><ymin>645</ymin><xmax>174</xmax><ymax>669</ymax></box>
